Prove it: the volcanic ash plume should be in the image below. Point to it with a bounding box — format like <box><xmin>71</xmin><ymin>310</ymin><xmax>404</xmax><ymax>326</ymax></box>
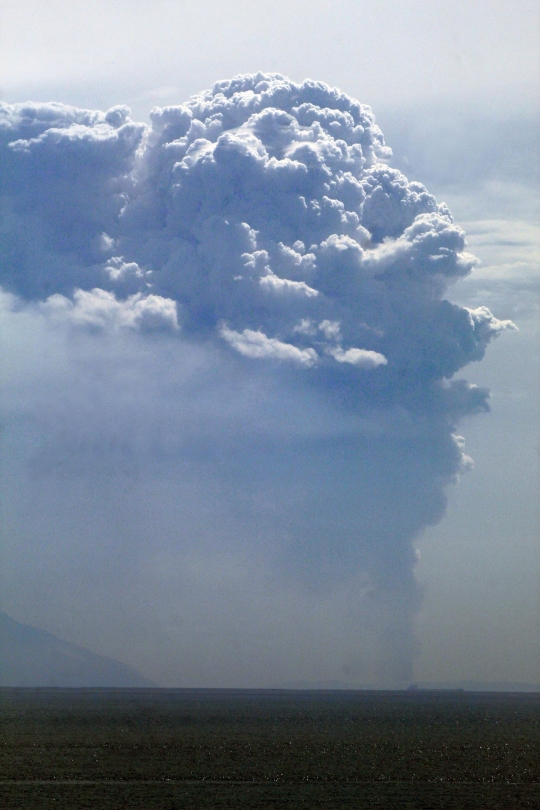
<box><xmin>0</xmin><ymin>75</ymin><xmax>515</xmax><ymax>686</ymax></box>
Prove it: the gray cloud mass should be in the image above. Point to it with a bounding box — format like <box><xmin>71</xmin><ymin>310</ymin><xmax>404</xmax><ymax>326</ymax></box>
<box><xmin>0</xmin><ymin>75</ymin><xmax>515</xmax><ymax>686</ymax></box>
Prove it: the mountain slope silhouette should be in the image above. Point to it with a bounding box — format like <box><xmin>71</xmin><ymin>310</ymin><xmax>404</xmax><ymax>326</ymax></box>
<box><xmin>0</xmin><ymin>612</ymin><xmax>156</xmax><ymax>687</ymax></box>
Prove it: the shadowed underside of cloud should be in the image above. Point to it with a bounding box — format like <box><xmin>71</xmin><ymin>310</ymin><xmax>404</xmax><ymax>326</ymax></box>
<box><xmin>0</xmin><ymin>75</ymin><xmax>515</xmax><ymax>686</ymax></box>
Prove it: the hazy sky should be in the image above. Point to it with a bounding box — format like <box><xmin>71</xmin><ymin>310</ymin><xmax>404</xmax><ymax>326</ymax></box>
<box><xmin>1</xmin><ymin>0</ymin><xmax>538</xmax><ymax>114</ymax></box>
<box><xmin>1</xmin><ymin>0</ymin><xmax>538</xmax><ymax>687</ymax></box>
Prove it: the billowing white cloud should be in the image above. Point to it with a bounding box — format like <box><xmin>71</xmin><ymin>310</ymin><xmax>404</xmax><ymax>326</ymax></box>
<box><xmin>220</xmin><ymin>324</ymin><xmax>317</xmax><ymax>366</ymax></box>
<box><xmin>40</xmin><ymin>288</ymin><xmax>179</xmax><ymax>332</ymax></box>
<box><xmin>0</xmin><ymin>74</ymin><xmax>516</xmax><ymax>686</ymax></box>
<box><xmin>328</xmin><ymin>346</ymin><xmax>388</xmax><ymax>368</ymax></box>
<box><xmin>318</xmin><ymin>319</ymin><xmax>342</xmax><ymax>340</ymax></box>
<box><xmin>0</xmin><ymin>76</ymin><xmax>511</xmax><ymax>390</ymax></box>
<box><xmin>259</xmin><ymin>270</ymin><xmax>319</xmax><ymax>298</ymax></box>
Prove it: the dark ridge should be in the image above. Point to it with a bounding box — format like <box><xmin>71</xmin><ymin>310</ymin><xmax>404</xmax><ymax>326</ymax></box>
<box><xmin>0</xmin><ymin>612</ymin><xmax>156</xmax><ymax>688</ymax></box>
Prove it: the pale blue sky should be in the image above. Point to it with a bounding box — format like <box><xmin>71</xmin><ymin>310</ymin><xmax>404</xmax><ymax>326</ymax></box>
<box><xmin>1</xmin><ymin>0</ymin><xmax>538</xmax><ymax>113</ymax></box>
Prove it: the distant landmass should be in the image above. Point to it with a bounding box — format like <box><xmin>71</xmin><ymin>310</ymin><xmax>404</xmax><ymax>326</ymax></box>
<box><xmin>0</xmin><ymin>612</ymin><xmax>156</xmax><ymax>687</ymax></box>
<box><xmin>414</xmin><ymin>681</ymin><xmax>540</xmax><ymax>693</ymax></box>
<box><xmin>278</xmin><ymin>679</ymin><xmax>540</xmax><ymax>693</ymax></box>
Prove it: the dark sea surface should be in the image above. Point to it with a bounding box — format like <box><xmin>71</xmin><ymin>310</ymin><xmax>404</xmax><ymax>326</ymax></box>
<box><xmin>1</xmin><ymin>688</ymin><xmax>539</xmax><ymax>808</ymax></box>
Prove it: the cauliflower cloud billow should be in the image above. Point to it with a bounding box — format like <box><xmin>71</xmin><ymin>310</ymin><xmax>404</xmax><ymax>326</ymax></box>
<box><xmin>0</xmin><ymin>75</ymin><xmax>515</xmax><ymax>684</ymax></box>
<box><xmin>0</xmin><ymin>74</ymin><xmax>512</xmax><ymax>393</ymax></box>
